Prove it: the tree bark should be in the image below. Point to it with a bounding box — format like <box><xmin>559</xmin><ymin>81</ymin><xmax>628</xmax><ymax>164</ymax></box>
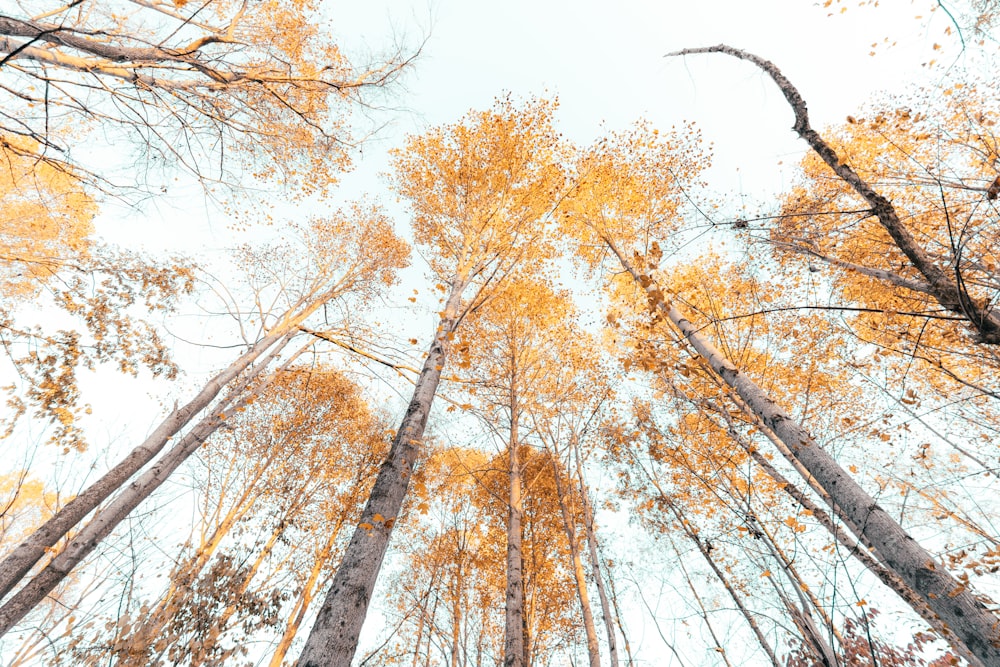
<box><xmin>568</xmin><ymin>441</ymin><xmax>621</xmax><ymax>667</ymax></box>
<box><xmin>547</xmin><ymin>449</ymin><xmax>601</xmax><ymax>667</ymax></box>
<box><xmin>296</xmin><ymin>280</ymin><xmax>467</xmax><ymax>666</ymax></box>
<box><xmin>504</xmin><ymin>412</ymin><xmax>526</xmax><ymax>667</ymax></box>
<box><xmin>606</xmin><ymin>240</ymin><xmax>1000</xmax><ymax>665</ymax></box>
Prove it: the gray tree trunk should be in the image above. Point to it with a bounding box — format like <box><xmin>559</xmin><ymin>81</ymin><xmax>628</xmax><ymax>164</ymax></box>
<box><xmin>296</xmin><ymin>280</ymin><xmax>467</xmax><ymax>667</ymax></box>
<box><xmin>606</xmin><ymin>241</ymin><xmax>1000</xmax><ymax>665</ymax></box>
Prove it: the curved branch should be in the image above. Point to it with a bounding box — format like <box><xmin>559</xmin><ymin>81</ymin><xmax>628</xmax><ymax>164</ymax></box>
<box><xmin>667</xmin><ymin>44</ymin><xmax>1000</xmax><ymax>344</ymax></box>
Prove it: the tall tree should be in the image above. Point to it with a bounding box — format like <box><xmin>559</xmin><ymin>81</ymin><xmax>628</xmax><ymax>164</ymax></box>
<box><xmin>65</xmin><ymin>366</ymin><xmax>386</xmax><ymax>666</ymax></box>
<box><xmin>564</xmin><ymin>122</ymin><xmax>1000</xmax><ymax>665</ymax></box>
<box><xmin>0</xmin><ymin>206</ymin><xmax>408</xmax><ymax>634</ymax></box>
<box><xmin>0</xmin><ymin>0</ymin><xmax>410</xmax><ymax>195</ymax></box>
<box><xmin>454</xmin><ymin>278</ymin><xmax>602</xmax><ymax>667</ymax></box>
<box><xmin>297</xmin><ymin>96</ymin><xmax>566</xmax><ymax>665</ymax></box>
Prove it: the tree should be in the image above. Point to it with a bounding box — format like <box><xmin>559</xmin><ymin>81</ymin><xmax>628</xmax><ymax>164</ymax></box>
<box><xmin>297</xmin><ymin>96</ymin><xmax>566</xmax><ymax>666</ymax></box>
<box><xmin>670</xmin><ymin>45</ymin><xmax>1000</xmax><ymax>346</ymax></box>
<box><xmin>0</xmin><ymin>135</ymin><xmax>196</xmax><ymax>450</ymax></box>
<box><xmin>0</xmin><ymin>205</ymin><xmax>408</xmax><ymax>636</ymax></box>
<box><xmin>454</xmin><ymin>278</ymin><xmax>602</xmax><ymax>667</ymax></box>
<box><xmin>765</xmin><ymin>75</ymin><xmax>1000</xmax><ymax>406</ymax></box>
<box><xmin>64</xmin><ymin>366</ymin><xmax>387</xmax><ymax>666</ymax></box>
<box><xmin>564</xmin><ymin>121</ymin><xmax>1000</xmax><ymax>665</ymax></box>
<box><xmin>0</xmin><ymin>0</ymin><xmax>410</xmax><ymax>195</ymax></box>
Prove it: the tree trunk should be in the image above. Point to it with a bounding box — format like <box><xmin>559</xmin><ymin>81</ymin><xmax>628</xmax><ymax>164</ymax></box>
<box><xmin>606</xmin><ymin>239</ymin><xmax>1000</xmax><ymax>665</ymax></box>
<box><xmin>547</xmin><ymin>449</ymin><xmax>600</xmax><ymax>667</ymax></box>
<box><xmin>653</xmin><ymin>488</ymin><xmax>781</xmax><ymax>667</ymax></box>
<box><xmin>604</xmin><ymin>559</ymin><xmax>636</xmax><ymax>667</ymax></box>
<box><xmin>296</xmin><ymin>280</ymin><xmax>467</xmax><ymax>667</ymax></box>
<box><xmin>0</xmin><ymin>336</ymin><xmax>299</xmax><ymax>635</ymax></box>
<box><xmin>504</xmin><ymin>417</ymin><xmax>526</xmax><ymax>667</ymax></box>
<box><xmin>571</xmin><ymin>442</ymin><xmax>620</xmax><ymax>667</ymax></box>
<box><xmin>663</xmin><ymin>528</ymin><xmax>735</xmax><ymax>667</ymax></box>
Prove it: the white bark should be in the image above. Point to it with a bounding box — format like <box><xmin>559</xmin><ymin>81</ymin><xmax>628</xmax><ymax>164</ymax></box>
<box><xmin>608</xmin><ymin>241</ymin><xmax>1000</xmax><ymax>665</ymax></box>
<box><xmin>504</xmin><ymin>415</ymin><xmax>526</xmax><ymax>667</ymax></box>
<box><xmin>296</xmin><ymin>280</ymin><xmax>467</xmax><ymax>667</ymax></box>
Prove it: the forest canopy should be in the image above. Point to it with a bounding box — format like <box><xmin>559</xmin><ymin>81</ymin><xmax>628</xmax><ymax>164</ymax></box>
<box><xmin>0</xmin><ymin>1</ymin><xmax>999</xmax><ymax>666</ymax></box>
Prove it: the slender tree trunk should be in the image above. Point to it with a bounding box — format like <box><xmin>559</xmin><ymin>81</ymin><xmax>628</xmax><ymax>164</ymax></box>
<box><xmin>604</xmin><ymin>559</ymin><xmax>635</xmax><ymax>667</ymax></box>
<box><xmin>704</xmin><ymin>399</ymin><xmax>988</xmax><ymax>667</ymax></box>
<box><xmin>663</xmin><ymin>528</ymin><xmax>736</xmax><ymax>667</ymax></box>
<box><xmin>547</xmin><ymin>450</ymin><xmax>600</xmax><ymax>667</ymax></box>
<box><xmin>0</xmin><ymin>336</ymin><xmax>300</xmax><ymax>635</ymax></box>
<box><xmin>759</xmin><ymin>519</ymin><xmax>845</xmax><ymax>658</ymax></box>
<box><xmin>504</xmin><ymin>396</ymin><xmax>526</xmax><ymax>667</ymax></box>
<box><xmin>766</xmin><ymin>573</ymin><xmax>836</xmax><ymax>667</ymax></box>
<box><xmin>268</xmin><ymin>511</ymin><xmax>346</xmax><ymax>667</ymax></box>
<box><xmin>653</xmin><ymin>489</ymin><xmax>781</xmax><ymax>667</ymax></box>
<box><xmin>605</xmin><ymin>240</ymin><xmax>1000</xmax><ymax>665</ymax></box>
<box><xmin>408</xmin><ymin>566</ymin><xmax>440</xmax><ymax>667</ymax></box>
<box><xmin>571</xmin><ymin>443</ymin><xmax>620</xmax><ymax>667</ymax></box>
<box><xmin>0</xmin><ymin>322</ymin><xmax>299</xmax><ymax>601</ymax></box>
<box><xmin>296</xmin><ymin>280</ymin><xmax>467</xmax><ymax>666</ymax></box>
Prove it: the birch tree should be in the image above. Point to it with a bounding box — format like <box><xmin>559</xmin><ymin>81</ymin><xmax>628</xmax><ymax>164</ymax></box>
<box><xmin>0</xmin><ymin>206</ymin><xmax>408</xmax><ymax>635</ymax></box>
<box><xmin>452</xmin><ymin>278</ymin><xmax>602</xmax><ymax>667</ymax></box>
<box><xmin>297</xmin><ymin>96</ymin><xmax>566</xmax><ymax>666</ymax></box>
<box><xmin>65</xmin><ymin>366</ymin><xmax>386</xmax><ymax>666</ymax></box>
<box><xmin>0</xmin><ymin>0</ymin><xmax>410</xmax><ymax>194</ymax></box>
<box><xmin>564</xmin><ymin>123</ymin><xmax>1000</xmax><ymax>665</ymax></box>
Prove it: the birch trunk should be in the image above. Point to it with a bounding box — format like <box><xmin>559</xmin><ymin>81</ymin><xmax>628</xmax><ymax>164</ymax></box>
<box><xmin>547</xmin><ymin>451</ymin><xmax>600</xmax><ymax>667</ymax></box>
<box><xmin>571</xmin><ymin>444</ymin><xmax>620</xmax><ymax>667</ymax></box>
<box><xmin>0</xmin><ymin>336</ymin><xmax>299</xmax><ymax>634</ymax></box>
<box><xmin>653</xmin><ymin>488</ymin><xmax>781</xmax><ymax>667</ymax></box>
<box><xmin>0</xmin><ymin>289</ymin><xmax>333</xmax><ymax>602</ymax></box>
<box><xmin>606</xmin><ymin>241</ymin><xmax>1000</xmax><ymax>665</ymax></box>
<box><xmin>664</xmin><ymin>528</ymin><xmax>736</xmax><ymax>667</ymax></box>
<box><xmin>504</xmin><ymin>413</ymin><xmax>526</xmax><ymax>667</ymax></box>
<box><xmin>296</xmin><ymin>280</ymin><xmax>467</xmax><ymax>666</ymax></box>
